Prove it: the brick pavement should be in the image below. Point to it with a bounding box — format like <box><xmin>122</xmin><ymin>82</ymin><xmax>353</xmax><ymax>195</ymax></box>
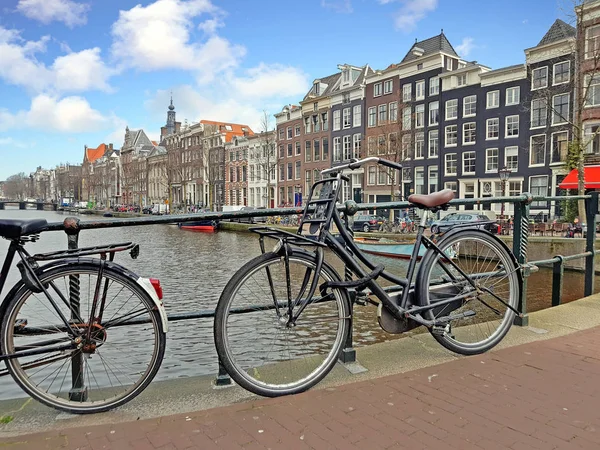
<box><xmin>5</xmin><ymin>327</ymin><xmax>600</xmax><ymax>450</ymax></box>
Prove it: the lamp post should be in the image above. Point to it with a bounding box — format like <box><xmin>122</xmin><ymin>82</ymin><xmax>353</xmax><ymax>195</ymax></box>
<box><xmin>499</xmin><ymin>166</ymin><xmax>511</xmax><ymax>222</ymax></box>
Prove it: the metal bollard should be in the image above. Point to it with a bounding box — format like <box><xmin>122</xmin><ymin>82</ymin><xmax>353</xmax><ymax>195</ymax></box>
<box><xmin>214</xmin><ymin>358</ymin><xmax>232</xmax><ymax>386</ymax></box>
<box><xmin>512</xmin><ymin>196</ymin><xmax>531</xmax><ymax>326</ymax></box>
<box><xmin>584</xmin><ymin>192</ymin><xmax>598</xmax><ymax>297</ymax></box>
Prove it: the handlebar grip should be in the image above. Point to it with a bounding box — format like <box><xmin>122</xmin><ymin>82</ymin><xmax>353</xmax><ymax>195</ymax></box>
<box><xmin>378</xmin><ymin>159</ymin><xmax>403</xmax><ymax>171</ymax></box>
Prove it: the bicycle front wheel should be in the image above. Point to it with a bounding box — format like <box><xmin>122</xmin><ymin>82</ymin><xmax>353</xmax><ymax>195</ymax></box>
<box><xmin>214</xmin><ymin>250</ymin><xmax>350</xmax><ymax>397</ymax></box>
<box><xmin>417</xmin><ymin>230</ymin><xmax>520</xmax><ymax>355</ymax></box>
<box><xmin>1</xmin><ymin>262</ymin><xmax>166</xmax><ymax>414</ymax></box>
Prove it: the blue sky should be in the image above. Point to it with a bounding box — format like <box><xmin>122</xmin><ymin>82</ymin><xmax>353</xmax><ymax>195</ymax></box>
<box><xmin>0</xmin><ymin>0</ymin><xmax>574</xmax><ymax>180</ymax></box>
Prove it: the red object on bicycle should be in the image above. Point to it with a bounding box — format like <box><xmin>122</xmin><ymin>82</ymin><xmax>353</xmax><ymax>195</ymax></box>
<box><xmin>149</xmin><ymin>278</ymin><xmax>163</xmax><ymax>300</ymax></box>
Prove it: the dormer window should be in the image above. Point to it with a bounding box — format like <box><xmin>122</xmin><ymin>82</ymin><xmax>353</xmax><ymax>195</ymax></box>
<box><xmin>412</xmin><ymin>46</ymin><xmax>424</xmax><ymax>57</ymax></box>
<box><xmin>343</xmin><ymin>69</ymin><xmax>350</xmax><ymax>83</ymax></box>
<box><xmin>314</xmin><ymin>82</ymin><xmax>320</xmax><ymax>96</ymax></box>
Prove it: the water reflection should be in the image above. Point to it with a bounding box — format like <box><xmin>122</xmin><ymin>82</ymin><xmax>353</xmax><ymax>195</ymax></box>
<box><xmin>0</xmin><ymin>208</ymin><xmax>597</xmax><ymax>399</ymax></box>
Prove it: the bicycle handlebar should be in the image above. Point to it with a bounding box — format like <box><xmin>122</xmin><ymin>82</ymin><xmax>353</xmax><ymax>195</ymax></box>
<box><xmin>321</xmin><ymin>157</ymin><xmax>402</xmax><ymax>175</ymax></box>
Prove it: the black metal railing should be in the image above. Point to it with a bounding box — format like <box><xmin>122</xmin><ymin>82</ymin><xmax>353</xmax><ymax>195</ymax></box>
<box><xmin>28</xmin><ymin>192</ymin><xmax>600</xmax><ymax>386</ymax></box>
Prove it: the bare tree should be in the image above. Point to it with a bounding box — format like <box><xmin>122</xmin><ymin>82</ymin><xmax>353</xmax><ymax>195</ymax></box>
<box><xmin>3</xmin><ymin>173</ymin><xmax>28</xmax><ymax>200</ymax></box>
<box><xmin>254</xmin><ymin>111</ymin><xmax>277</xmax><ymax>208</ymax></box>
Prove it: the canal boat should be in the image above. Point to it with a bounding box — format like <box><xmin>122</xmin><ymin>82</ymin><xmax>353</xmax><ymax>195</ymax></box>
<box><xmin>178</xmin><ymin>220</ymin><xmax>218</xmax><ymax>232</ymax></box>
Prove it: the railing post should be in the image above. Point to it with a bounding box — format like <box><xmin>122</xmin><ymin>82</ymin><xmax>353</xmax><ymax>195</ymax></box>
<box><xmin>214</xmin><ymin>358</ymin><xmax>232</xmax><ymax>387</ymax></box>
<box><xmin>512</xmin><ymin>195</ymin><xmax>531</xmax><ymax>326</ymax></box>
<box><xmin>339</xmin><ymin>240</ymin><xmax>356</xmax><ymax>364</ymax></box>
<box><xmin>63</xmin><ymin>217</ymin><xmax>87</xmax><ymax>402</ymax></box>
<box><xmin>552</xmin><ymin>256</ymin><xmax>564</xmax><ymax>307</ymax></box>
<box><xmin>585</xmin><ymin>191</ymin><xmax>598</xmax><ymax>296</ymax></box>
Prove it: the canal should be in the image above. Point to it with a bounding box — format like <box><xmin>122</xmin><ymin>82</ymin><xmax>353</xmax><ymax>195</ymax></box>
<box><xmin>0</xmin><ymin>208</ymin><xmax>597</xmax><ymax>399</ymax></box>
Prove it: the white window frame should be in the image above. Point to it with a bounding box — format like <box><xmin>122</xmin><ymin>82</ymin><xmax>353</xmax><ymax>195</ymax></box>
<box><xmin>584</xmin><ymin>122</ymin><xmax>600</xmax><ymax>154</ymax></box>
<box><xmin>486</xmin><ymin>118</ymin><xmax>499</xmax><ymax>140</ymax></box>
<box><xmin>463</xmin><ymin>122</ymin><xmax>476</xmax><ymax>145</ymax></box>
<box><xmin>445</xmin><ymin>99</ymin><xmax>458</xmax><ymax>120</ymax></box>
<box><xmin>462</xmin><ymin>151</ymin><xmax>476</xmax><ymax>175</ymax></box>
<box><xmin>415</xmin><ymin>80</ymin><xmax>425</xmax><ymax>100</ymax></box>
<box><xmin>343</xmin><ymin>135</ymin><xmax>352</xmax><ymax>160</ymax></box>
<box><xmin>389</xmin><ymin>102</ymin><xmax>398</xmax><ymax>122</ymax></box>
<box><xmin>415</xmin><ymin>104</ymin><xmax>425</xmax><ymax>128</ymax></box>
<box><xmin>445</xmin><ymin>125</ymin><xmax>457</xmax><ymax>147</ymax></box>
<box><xmin>529</xmin><ymin>175</ymin><xmax>549</xmax><ymax>206</ymax></box>
<box><xmin>505</xmin><ymin>146</ymin><xmax>519</xmax><ymax>171</ymax></box>
<box><xmin>402</xmin><ymin>84</ymin><xmax>412</xmax><ymax>102</ymax></box>
<box><xmin>428</xmin><ymin>130</ymin><xmax>438</xmax><ymax>158</ymax></box>
<box><xmin>531</xmin><ymin>67</ymin><xmax>548</xmax><ymax>90</ymax></box>
<box><xmin>402</xmin><ymin>107</ymin><xmax>412</xmax><ymax>130</ymax></box>
<box><xmin>551</xmin><ymin>130</ymin><xmax>569</xmax><ymax>164</ymax></box>
<box><xmin>446</xmin><ymin>57</ymin><xmax>453</xmax><ymax>71</ymax></box>
<box><xmin>585</xmin><ymin>24</ymin><xmax>600</xmax><ymax>60</ymax></box>
<box><xmin>374</xmin><ymin>82</ymin><xmax>382</xmax><ymax>97</ymax></box>
<box><xmin>445</xmin><ymin>153</ymin><xmax>457</xmax><ymax>176</ymax></box>
<box><xmin>368</xmin><ymin>107</ymin><xmax>376</xmax><ymax>127</ymax></box>
<box><xmin>463</xmin><ymin>95</ymin><xmax>477</xmax><ymax>117</ymax></box>
<box><xmin>553</xmin><ymin>60</ymin><xmax>571</xmax><ymax>86</ymax></box>
<box><xmin>333</xmin><ymin>110</ymin><xmax>341</xmax><ymax>131</ymax></box>
<box><xmin>486</xmin><ymin>148</ymin><xmax>498</xmax><ymax>173</ymax></box>
<box><xmin>552</xmin><ymin>93</ymin><xmax>570</xmax><ymax>126</ymax></box>
<box><xmin>457</xmin><ymin>74</ymin><xmax>467</xmax><ymax>87</ymax></box>
<box><xmin>415</xmin><ymin>132</ymin><xmax>425</xmax><ymax>159</ymax></box>
<box><xmin>383</xmin><ymin>79</ymin><xmax>393</xmax><ymax>94</ymax></box>
<box><xmin>353</xmin><ymin>105</ymin><xmax>361</xmax><ymax>127</ymax></box>
<box><xmin>428</xmin><ymin>166</ymin><xmax>438</xmax><ymax>194</ymax></box>
<box><xmin>486</xmin><ymin>90</ymin><xmax>499</xmax><ymax>109</ymax></box>
<box><xmin>530</xmin><ymin>98</ymin><xmax>547</xmax><ymax>129</ymax></box>
<box><xmin>585</xmin><ymin>74</ymin><xmax>600</xmax><ymax>107</ymax></box>
<box><xmin>343</xmin><ymin>107</ymin><xmax>351</xmax><ymax>129</ymax></box>
<box><xmin>429</xmin><ymin>101</ymin><xmax>439</xmax><ymax>126</ymax></box>
<box><xmin>505</xmin><ymin>115</ymin><xmax>519</xmax><ymax>138</ymax></box>
<box><xmin>506</xmin><ymin>87</ymin><xmax>520</xmax><ymax>106</ymax></box>
<box><xmin>352</xmin><ymin>133</ymin><xmax>361</xmax><ymax>159</ymax></box>
<box><xmin>429</xmin><ymin>76</ymin><xmax>439</xmax><ymax>96</ymax></box>
<box><xmin>529</xmin><ymin>134</ymin><xmax>546</xmax><ymax>167</ymax></box>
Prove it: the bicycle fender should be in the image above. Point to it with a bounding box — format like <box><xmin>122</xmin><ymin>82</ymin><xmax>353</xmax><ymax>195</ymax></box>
<box><xmin>136</xmin><ymin>277</ymin><xmax>169</xmax><ymax>333</ymax></box>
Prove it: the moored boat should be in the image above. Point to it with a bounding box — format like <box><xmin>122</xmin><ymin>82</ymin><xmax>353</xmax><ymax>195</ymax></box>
<box><xmin>354</xmin><ymin>237</ymin><xmax>424</xmax><ymax>259</ymax></box>
<box><xmin>178</xmin><ymin>220</ymin><xmax>218</xmax><ymax>232</ymax></box>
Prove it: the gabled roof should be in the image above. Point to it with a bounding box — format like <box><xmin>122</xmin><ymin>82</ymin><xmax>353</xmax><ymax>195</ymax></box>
<box><xmin>537</xmin><ymin>19</ymin><xmax>576</xmax><ymax>46</ymax></box>
<box><xmin>85</xmin><ymin>144</ymin><xmax>107</xmax><ymax>164</ymax></box>
<box><xmin>303</xmin><ymin>72</ymin><xmax>342</xmax><ymax>101</ymax></box>
<box><xmin>200</xmin><ymin>120</ymin><xmax>254</xmax><ymax>143</ymax></box>
<box><xmin>331</xmin><ymin>65</ymin><xmax>374</xmax><ymax>93</ymax></box>
<box><xmin>401</xmin><ymin>32</ymin><xmax>458</xmax><ymax>63</ymax></box>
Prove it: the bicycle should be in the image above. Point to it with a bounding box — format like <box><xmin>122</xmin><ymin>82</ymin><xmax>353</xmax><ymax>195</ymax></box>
<box><xmin>0</xmin><ymin>218</ymin><xmax>168</xmax><ymax>414</ymax></box>
<box><xmin>214</xmin><ymin>157</ymin><xmax>522</xmax><ymax>397</ymax></box>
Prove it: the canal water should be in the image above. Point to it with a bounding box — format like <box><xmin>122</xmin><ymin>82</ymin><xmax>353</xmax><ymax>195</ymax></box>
<box><xmin>0</xmin><ymin>208</ymin><xmax>597</xmax><ymax>399</ymax></box>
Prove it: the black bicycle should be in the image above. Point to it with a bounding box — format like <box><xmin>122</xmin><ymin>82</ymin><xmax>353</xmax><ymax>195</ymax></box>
<box><xmin>0</xmin><ymin>219</ymin><xmax>167</xmax><ymax>413</ymax></box>
<box><xmin>214</xmin><ymin>157</ymin><xmax>522</xmax><ymax>397</ymax></box>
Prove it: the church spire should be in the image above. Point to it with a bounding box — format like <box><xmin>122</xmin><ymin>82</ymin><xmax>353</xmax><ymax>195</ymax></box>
<box><xmin>166</xmin><ymin>93</ymin><xmax>176</xmax><ymax>135</ymax></box>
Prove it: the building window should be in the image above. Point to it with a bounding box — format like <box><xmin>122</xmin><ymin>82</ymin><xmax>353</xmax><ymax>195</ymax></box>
<box><xmin>333</xmin><ymin>137</ymin><xmax>341</xmax><ymax>161</ymax></box>
<box><xmin>486</xmin><ymin>148</ymin><xmax>498</xmax><ymax>172</ymax></box>
<box><xmin>584</xmin><ymin>122</ymin><xmax>600</xmax><ymax>154</ymax></box>
<box><xmin>414</xmin><ymin>167</ymin><xmax>425</xmax><ymax>194</ymax></box>
<box><xmin>353</xmin><ymin>105</ymin><xmax>361</xmax><ymax>127</ymax></box>
<box><xmin>445</xmin><ymin>99</ymin><xmax>458</xmax><ymax>120</ymax></box>
<box><xmin>402</xmin><ymin>107</ymin><xmax>412</xmax><ymax>130</ymax></box>
<box><xmin>333</xmin><ymin>110</ymin><xmax>341</xmax><ymax>131</ymax></box>
<box><xmin>585</xmin><ymin>75</ymin><xmax>600</xmax><ymax>106</ymax></box>
<box><xmin>487</xmin><ymin>90</ymin><xmax>499</xmax><ymax>109</ymax></box>
<box><xmin>389</xmin><ymin>102</ymin><xmax>398</xmax><ymax>122</ymax></box>
<box><xmin>322</xmin><ymin>112</ymin><xmax>329</xmax><ymax>131</ymax></box>
<box><xmin>530</xmin><ymin>135</ymin><xmax>546</xmax><ymax>166</ymax></box>
<box><xmin>530</xmin><ymin>176</ymin><xmax>548</xmax><ymax>208</ymax></box>
<box><xmin>343</xmin><ymin>135</ymin><xmax>352</xmax><ymax>160</ymax></box>
<box><xmin>505</xmin><ymin>146</ymin><xmax>518</xmax><ymax>171</ymax></box>
<box><xmin>286</xmin><ymin>143</ymin><xmax>292</xmax><ymax>157</ymax></box>
<box><xmin>305</xmin><ymin>116</ymin><xmax>311</xmax><ymax>133</ymax></box>
<box><xmin>295</xmin><ymin>141</ymin><xmax>301</xmax><ymax>155</ymax></box>
<box><xmin>446</xmin><ymin>57</ymin><xmax>453</xmax><ymax>71</ymax></box>
<box><xmin>323</xmin><ymin>137</ymin><xmax>329</xmax><ymax>160</ymax></box>
<box><xmin>415</xmin><ymin>80</ymin><xmax>425</xmax><ymax>100</ymax></box>
<box><xmin>415</xmin><ymin>104</ymin><xmax>425</xmax><ymax>128</ymax></box>
<box><xmin>506</xmin><ymin>115</ymin><xmax>519</xmax><ymax>138</ymax></box>
<box><xmin>553</xmin><ymin>61</ymin><xmax>570</xmax><ymax>85</ymax></box>
<box><xmin>429</xmin><ymin>101</ymin><xmax>439</xmax><ymax>125</ymax></box>
<box><xmin>368</xmin><ymin>136</ymin><xmax>376</xmax><ymax>155</ymax></box>
<box><xmin>585</xmin><ymin>24</ymin><xmax>600</xmax><ymax>59</ymax></box>
<box><xmin>287</xmin><ymin>127</ymin><xmax>292</xmax><ymax>139</ymax></box>
<box><xmin>278</xmin><ymin>128</ymin><xmax>285</xmax><ymax>140</ymax></box>
<box><xmin>532</xmin><ymin>67</ymin><xmax>548</xmax><ymax>90</ymax></box>
<box><xmin>445</xmin><ymin>125</ymin><xmax>458</xmax><ymax>147</ymax></box>
<box><xmin>305</xmin><ymin>170</ymin><xmax>311</xmax><ymax>196</ymax></box>
<box><xmin>305</xmin><ymin>140</ymin><xmax>312</xmax><ymax>162</ymax></box>
<box><xmin>457</xmin><ymin>74</ymin><xmax>467</xmax><ymax>86</ymax></box>
<box><xmin>445</xmin><ymin>181</ymin><xmax>457</xmax><ymax>193</ymax></box>
<box><xmin>445</xmin><ymin>153</ymin><xmax>457</xmax><ymax>176</ymax></box>
<box><xmin>368</xmin><ymin>166</ymin><xmax>376</xmax><ymax>185</ymax></box>
<box><xmin>401</xmin><ymin>134</ymin><xmax>411</xmax><ymax>159</ymax></box>
<box><xmin>343</xmin><ymin>107</ymin><xmax>351</xmax><ymax>128</ymax></box>
<box><xmin>384</xmin><ymin>79</ymin><xmax>393</xmax><ymax>94</ymax></box>
<box><xmin>531</xmin><ymin>98</ymin><xmax>547</xmax><ymax>128</ymax></box>
<box><xmin>287</xmin><ymin>162</ymin><xmax>293</xmax><ymax>180</ymax></box>
<box><xmin>314</xmin><ymin>139</ymin><xmax>320</xmax><ymax>161</ymax></box>
<box><xmin>378</xmin><ymin>166</ymin><xmax>387</xmax><ymax>185</ymax></box>
<box><xmin>278</xmin><ymin>144</ymin><xmax>284</xmax><ymax>158</ymax></box>
<box><xmin>463</xmin><ymin>151</ymin><xmax>476</xmax><ymax>174</ymax></box>
<box><xmin>506</xmin><ymin>87</ymin><xmax>520</xmax><ymax>105</ymax></box>
<box><xmin>486</xmin><ymin>118</ymin><xmax>499</xmax><ymax>140</ymax></box>
<box><xmin>353</xmin><ymin>134</ymin><xmax>362</xmax><ymax>159</ymax></box>
<box><xmin>551</xmin><ymin>131</ymin><xmax>568</xmax><ymax>163</ymax></box>
<box><xmin>295</xmin><ymin>161</ymin><xmax>301</xmax><ymax>179</ymax></box>
<box><xmin>429</xmin><ymin>76</ymin><xmax>439</xmax><ymax>96</ymax></box>
<box><xmin>377</xmin><ymin>134</ymin><xmax>386</xmax><ymax>155</ymax></box>
<box><xmin>552</xmin><ymin>93</ymin><xmax>570</xmax><ymax>125</ymax></box>
<box><xmin>378</xmin><ymin>104</ymin><xmax>388</xmax><ymax>124</ymax></box>
<box><xmin>368</xmin><ymin>107</ymin><xmax>376</xmax><ymax>127</ymax></box>
<box><xmin>428</xmin><ymin>166</ymin><xmax>438</xmax><ymax>193</ymax></box>
<box><xmin>374</xmin><ymin>82</ymin><xmax>382</xmax><ymax>97</ymax></box>
<box><xmin>402</xmin><ymin>84</ymin><xmax>412</xmax><ymax>102</ymax></box>
<box><xmin>463</xmin><ymin>95</ymin><xmax>477</xmax><ymax>117</ymax></box>
<box><xmin>463</xmin><ymin>122</ymin><xmax>476</xmax><ymax>145</ymax></box>
<box><xmin>295</xmin><ymin>125</ymin><xmax>301</xmax><ymax>136</ymax></box>
<box><xmin>415</xmin><ymin>132</ymin><xmax>425</xmax><ymax>159</ymax></box>
<box><xmin>429</xmin><ymin>130</ymin><xmax>438</xmax><ymax>158</ymax></box>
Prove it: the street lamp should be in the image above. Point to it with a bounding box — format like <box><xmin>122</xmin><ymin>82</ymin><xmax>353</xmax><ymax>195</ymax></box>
<box><xmin>499</xmin><ymin>166</ymin><xmax>511</xmax><ymax>222</ymax></box>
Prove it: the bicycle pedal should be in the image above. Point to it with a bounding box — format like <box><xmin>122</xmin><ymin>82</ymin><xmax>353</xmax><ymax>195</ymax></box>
<box><xmin>354</xmin><ymin>293</ymin><xmax>369</xmax><ymax>306</ymax></box>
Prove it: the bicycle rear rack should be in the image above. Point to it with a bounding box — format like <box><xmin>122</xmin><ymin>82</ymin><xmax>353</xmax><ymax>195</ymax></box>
<box><xmin>33</xmin><ymin>242</ymin><xmax>139</xmax><ymax>261</ymax></box>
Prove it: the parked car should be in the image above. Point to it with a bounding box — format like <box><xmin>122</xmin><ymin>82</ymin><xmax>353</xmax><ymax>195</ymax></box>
<box><xmin>430</xmin><ymin>212</ymin><xmax>498</xmax><ymax>234</ymax></box>
<box><xmin>235</xmin><ymin>206</ymin><xmax>267</xmax><ymax>224</ymax></box>
<box><xmin>352</xmin><ymin>214</ymin><xmax>382</xmax><ymax>232</ymax></box>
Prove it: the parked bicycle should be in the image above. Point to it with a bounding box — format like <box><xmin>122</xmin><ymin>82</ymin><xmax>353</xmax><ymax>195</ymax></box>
<box><xmin>0</xmin><ymin>219</ymin><xmax>167</xmax><ymax>414</ymax></box>
<box><xmin>214</xmin><ymin>157</ymin><xmax>521</xmax><ymax>397</ymax></box>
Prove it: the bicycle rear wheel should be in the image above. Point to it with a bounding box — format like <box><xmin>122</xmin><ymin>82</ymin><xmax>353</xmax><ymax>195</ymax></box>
<box><xmin>1</xmin><ymin>262</ymin><xmax>166</xmax><ymax>414</ymax></box>
<box><xmin>214</xmin><ymin>250</ymin><xmax>350</xmax><ymax>397</ymax></box>
<box><xmin>417</xmin><ymin>230</ymin><xmax>520</xmax><ymax>355</ymax></box>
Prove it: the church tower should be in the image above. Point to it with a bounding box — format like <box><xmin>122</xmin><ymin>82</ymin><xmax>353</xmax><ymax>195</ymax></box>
<box><xmin>160</xmin><ymin>93</ymin><xmax>181</xmax><ymax>142</ymax></box>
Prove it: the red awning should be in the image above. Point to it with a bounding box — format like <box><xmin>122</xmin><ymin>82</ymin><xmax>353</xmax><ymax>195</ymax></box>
<box><xmin>558</xmin><ymin>166</ymin><xmax>600</xmax><ymax>189</ymax></box>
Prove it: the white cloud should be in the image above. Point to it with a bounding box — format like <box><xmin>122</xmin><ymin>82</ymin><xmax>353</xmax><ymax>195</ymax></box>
<box><xmin>455</xmin><ymin>37</ymin><xmax>475</xmax><ymax>58</ymax></box>
<box><xmin>111</xmin><ymin>0</ymin><xmax>245</xmax><ymax>84</ymax></box>
<box><xmin>16</xmin><ymin>0</ymin><xmax>89</xmax><ymax>28</ymax></box>
<box><xmin>321</xmin><ymin>0</ymin><xmax>353</xmax><ymax>14</ymax></box>
<box><xmin>389</xmin><ymin>0</ymin><xmax>438</xmax><ymax>32</ymax></box>
<box><xmin>0</xmin><ymin>95</ymin><xmax>113</xmax><ymax>133</ymax></box>
<box><xmin>198</xmin><ymin>18</ymin><xmax>224</xmax><ymax>35</ymax></box>
<box><xmin>0</xmin><ymin>27</ymin><xmax>113</xmax><ymax>94</ymax></box>
<box><xmin>227</xmin><ymin>64</ymin><xmax>310</xmax><ymax>100</ymax></box>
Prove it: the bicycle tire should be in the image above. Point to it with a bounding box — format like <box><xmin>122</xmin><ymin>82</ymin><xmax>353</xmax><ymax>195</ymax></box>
<box><xmin>416</xmin><ymin>229</ymin><xmax>520</xmax><ymax>355</ymax></box>
<box><xmin>0</xmin><ymin>261</ymin><xmax>166</xmax><ymax>414</ymax></box>
<box><xmin>214</xmin><ymin>249</ymin><xmax>350</xmax><ymax>397</ymax></box>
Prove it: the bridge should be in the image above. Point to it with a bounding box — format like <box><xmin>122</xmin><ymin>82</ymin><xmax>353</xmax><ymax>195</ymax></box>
<box><xmin>0</xmin><ymin>200</ymin><xmax>58</xmax><ymax>211</ymax></box>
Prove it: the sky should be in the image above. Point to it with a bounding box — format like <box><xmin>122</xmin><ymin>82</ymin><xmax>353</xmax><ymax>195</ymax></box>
<box><xmin>0</xmin><ymin>0</ymin><xmax>576</xmax><ymax>180</ymax></box>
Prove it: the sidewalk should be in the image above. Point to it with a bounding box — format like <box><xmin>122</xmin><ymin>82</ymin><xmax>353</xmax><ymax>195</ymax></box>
<box><xmin>4</xmin><ymin>324</ymin><xmax>600</xmax><ymax>449</ymax></box>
